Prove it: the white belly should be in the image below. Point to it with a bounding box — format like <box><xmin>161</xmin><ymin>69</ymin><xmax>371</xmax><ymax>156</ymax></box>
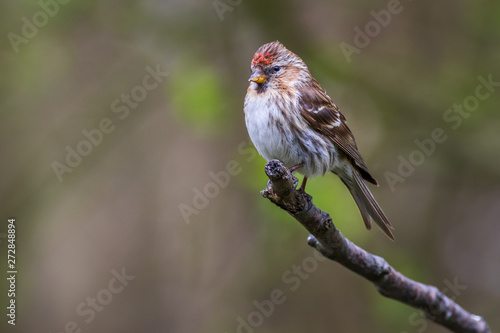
<box><xmin>244</xmin><ymin>93</ymin><xmax>338</xmax><ymax>178</ymax></box>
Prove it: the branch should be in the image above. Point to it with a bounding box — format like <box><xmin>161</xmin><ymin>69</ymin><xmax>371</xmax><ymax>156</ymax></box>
<box><xmin>260</xmin><ymin>160</ymin><xmax>490</xmax><ymax>333</ymax></box>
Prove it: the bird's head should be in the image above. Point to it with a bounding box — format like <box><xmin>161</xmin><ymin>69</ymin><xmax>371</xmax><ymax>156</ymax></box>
<box><xmin>248</xmin><ymin>41</ymin><xmax>309</xmax><ymax>93</ymax></box>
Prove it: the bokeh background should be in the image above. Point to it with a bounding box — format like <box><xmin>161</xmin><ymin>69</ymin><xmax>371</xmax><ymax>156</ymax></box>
<box><xmin>1</xmin><ymin>1</ymin><xmax>499</xmax><ymax>332</ymax></box>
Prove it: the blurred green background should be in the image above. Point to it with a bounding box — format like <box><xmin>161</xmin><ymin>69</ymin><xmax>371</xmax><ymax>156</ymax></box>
<box><xmin>1</xmin><ymin>0</ymin><xmax>499</xmax><ymax>332</ymax></box>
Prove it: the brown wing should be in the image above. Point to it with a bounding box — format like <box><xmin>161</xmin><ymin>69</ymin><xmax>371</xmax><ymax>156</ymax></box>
<box><xmin>299</xmin><ymin>79</ymin><xmax>378</xmax><ymax>185</ymax></box>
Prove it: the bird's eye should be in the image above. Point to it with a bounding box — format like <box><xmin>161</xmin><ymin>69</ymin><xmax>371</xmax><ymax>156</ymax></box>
<box><xmin>273</xmin><ymin>65</ymin><xmax>280</xmax><ymax>72</ymax></box>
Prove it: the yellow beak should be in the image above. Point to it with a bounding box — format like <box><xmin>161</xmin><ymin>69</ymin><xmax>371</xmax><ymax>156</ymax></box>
<box><xmin>249</xmin><ymin>73</ymin><xmax>267</xmax><ymax>84</ymax></box>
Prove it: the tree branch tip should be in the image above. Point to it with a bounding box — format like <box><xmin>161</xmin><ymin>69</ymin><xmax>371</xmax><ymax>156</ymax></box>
<box><xmin>307</xmin><ymin>234</ymin><xmax>318</xmax><ymax>247</ymax></box>
<box><xmin>264</xmin><ymin>159</ymin><xmax>288</xmax><ymax>179</ymax></box>
<box><xmin>472</xmin><ymin>315</ymin><xmax>484</xmax><ymax>322</ymax></box>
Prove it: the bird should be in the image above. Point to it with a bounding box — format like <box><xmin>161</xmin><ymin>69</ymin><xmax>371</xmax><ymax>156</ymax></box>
<box><xmin>244</xmin><ymin>41</ymin><xmax>394</xmax><ymax>240</ymax></box>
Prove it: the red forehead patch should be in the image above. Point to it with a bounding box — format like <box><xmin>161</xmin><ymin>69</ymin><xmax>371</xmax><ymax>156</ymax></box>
<box><xmin>252</xmin><ymin>51</ymin><xmax>276</xmax><ymax>66</ymax></box>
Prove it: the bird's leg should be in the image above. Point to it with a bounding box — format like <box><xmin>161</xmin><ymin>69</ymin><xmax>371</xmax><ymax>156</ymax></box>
<box><xmin>288</xmin><ymin>163</ymin><xmax>307</xmax><ymax>191</ymax></box>
<box><xmin>299</xmin><ymin>176</ymin><xmax>308</xmax><ymax>192</ymax></box>
<box><xmin>289</xmin><ymin>163</ymin><xmax>304</xmax><ymax>173</ymax></box>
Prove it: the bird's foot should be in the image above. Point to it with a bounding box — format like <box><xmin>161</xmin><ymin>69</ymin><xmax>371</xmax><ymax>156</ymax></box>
<box><xmin>289</xmin><ymin>163</ymin><xmax>304</xmax><ymax>173</ymax></box>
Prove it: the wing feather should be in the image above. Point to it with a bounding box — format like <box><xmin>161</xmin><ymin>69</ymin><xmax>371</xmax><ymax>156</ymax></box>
<box><xmin>298</xmin><ymin>80</ymin><xmax>378</xmax><ymax>185</ymax></box>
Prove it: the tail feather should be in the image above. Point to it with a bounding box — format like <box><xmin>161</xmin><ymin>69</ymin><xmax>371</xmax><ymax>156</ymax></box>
<box><xmin>340</xmin><ymin>171</ymin><xmax>394</xmax><ymax>240</ymax></box>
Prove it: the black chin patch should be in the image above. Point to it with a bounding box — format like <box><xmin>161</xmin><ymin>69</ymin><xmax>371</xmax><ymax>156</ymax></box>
<box><xmin>255</xmin><ymin>83</ymin><xmax>268</xmax><ymax>94</ymax></box>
